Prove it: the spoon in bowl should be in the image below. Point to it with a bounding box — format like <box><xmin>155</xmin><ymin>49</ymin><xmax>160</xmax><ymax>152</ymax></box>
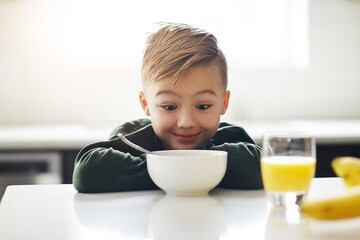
<box><xmin>117</xmin><ymin>133</ymin><xmax>151</xmax><ymax>154</ymax></box>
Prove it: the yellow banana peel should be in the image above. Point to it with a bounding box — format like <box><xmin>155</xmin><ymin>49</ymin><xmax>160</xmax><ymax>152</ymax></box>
<box><xmin>332</xmin><ymin>157</ymin><xmax>360</xmax><ymax>187</ymax></box>
<box><xmin>301</xmin><ymin>156</ymin><xmax>360</xmax><ymax>220</ymax></box>
<box><xmin>301</xmin><ymin>185</ymin><xmax>360</xmax><ymax>220</ymax></box>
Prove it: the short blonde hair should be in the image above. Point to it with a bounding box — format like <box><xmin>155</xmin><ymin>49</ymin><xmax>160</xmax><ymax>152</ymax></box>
<box><xmin>141</xmin><ymin>23</ymin><xmax>227</xmax><ymax>91</ymax></box>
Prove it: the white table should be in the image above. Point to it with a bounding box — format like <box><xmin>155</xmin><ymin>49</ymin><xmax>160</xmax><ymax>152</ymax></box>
<box><xmin>0</xmin><ymin>178</ymin><xmax>359</xmax><ymax>240</ymax></box>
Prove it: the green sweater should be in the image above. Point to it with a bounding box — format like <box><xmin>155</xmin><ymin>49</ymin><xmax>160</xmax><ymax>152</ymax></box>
<box><xmin>73</xmin><ymin>118</ymin><xmax>263</xmax><ymax>193</ymax></box>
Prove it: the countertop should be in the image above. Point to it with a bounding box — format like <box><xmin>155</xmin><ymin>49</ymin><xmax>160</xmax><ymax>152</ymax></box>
<box><xmin>0</xmin><ymin>119</ymin><xmax>359</xmax><ymax>150</ymax></box>
<box><xmin>0</xmin><ymin>178</ymin><xmax>359</xmax><ymax>240</ymax></box>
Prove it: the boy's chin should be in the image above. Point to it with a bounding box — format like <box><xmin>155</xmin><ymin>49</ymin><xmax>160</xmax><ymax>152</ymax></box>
<box><xmin>167</xmin><ymin>143</ymin><xmax>198</xmax><ymax>150</ymax></box>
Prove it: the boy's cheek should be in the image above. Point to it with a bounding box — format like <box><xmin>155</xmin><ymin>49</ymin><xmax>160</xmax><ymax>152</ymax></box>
<box><xmin>151</xmin><ymin>113</ymin><xmax>173</xmax><ymax>131</ymax></box>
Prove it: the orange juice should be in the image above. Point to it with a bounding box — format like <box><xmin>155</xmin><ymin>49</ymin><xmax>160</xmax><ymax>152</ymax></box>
<box><xmin>261</xmin><ymin>156</ymin><xmax>316</xmax><ymax>192</ymax></box>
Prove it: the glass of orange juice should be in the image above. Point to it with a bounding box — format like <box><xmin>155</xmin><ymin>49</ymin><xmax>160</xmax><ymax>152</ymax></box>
<box><xmin>261</xmin><ymin>132</ymin><xmax>316</xmax><ymax>208</ymax></box>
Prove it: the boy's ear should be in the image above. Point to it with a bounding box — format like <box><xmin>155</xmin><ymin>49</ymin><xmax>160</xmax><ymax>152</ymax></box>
<box><xmin>221</xmin><ymin>90</ymin><xmax>230</xmax><ymax>115</ymax></box>
<box><xmin>139</xmin><ymin>91</ymin><xmax>150</xmax><ymax>116</ymax></box>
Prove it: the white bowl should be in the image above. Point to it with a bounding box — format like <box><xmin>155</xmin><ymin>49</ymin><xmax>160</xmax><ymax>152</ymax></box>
<box><xmin>146</xmin><ymin>150</ymin><xmax>227</xmax><ymax>196</ymax></box>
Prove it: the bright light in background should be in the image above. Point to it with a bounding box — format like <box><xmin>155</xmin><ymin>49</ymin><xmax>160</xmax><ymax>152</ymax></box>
<box><xmin>66</xmin><ymin>0</ymin><xmax>145</xmax><ymax>67</ymax></box>
<box><xmin>66</xmin><ymin>0</ymin><xmax>309</xmax><ymax>69</ymax></box>
<box><xmin>0</xmin><ymin>0</ymin><xmax>315</xmax><ymax>125</ymax></box>
<box><xmin>225</xmin><ymin>0</ymin><xmax>309</xmax><ymax>69</ymax></box>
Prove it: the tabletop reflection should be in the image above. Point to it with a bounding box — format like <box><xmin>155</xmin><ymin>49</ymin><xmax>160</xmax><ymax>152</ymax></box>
<box><xmin>149</xmin><ymin>195</ymin><xmax>227</xmax><ymax>240</ymax></box>
<box><xmin>73</xmin><ymin>191</ymin><xmax>163</xmax><ymax>239</ymax></box>
<box><xmin>264</xmin><ymin>207</ymin><xmax>311</xmax><ymax>240</ymax></box>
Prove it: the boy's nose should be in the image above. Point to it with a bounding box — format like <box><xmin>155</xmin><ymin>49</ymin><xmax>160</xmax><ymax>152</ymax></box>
<box><xmin>177</xmin><ymin>110</ymin><xmax>196</xmax><ymax>129</ymax></box>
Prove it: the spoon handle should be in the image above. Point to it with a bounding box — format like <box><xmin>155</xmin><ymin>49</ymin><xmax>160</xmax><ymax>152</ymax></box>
<box><xmin>117</xmin><ymin>133</ymin><xmax>151</xmax><ymax>154</ymax></box>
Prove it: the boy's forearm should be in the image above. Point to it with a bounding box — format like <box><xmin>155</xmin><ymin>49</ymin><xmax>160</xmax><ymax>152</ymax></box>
<box><xmin>73</xmin><ymin>145</ymin><xmax>157</xmax><ymax>193</ymax></box>
<box><xmin>210</xmin><ymin>142</ymin><xmax>263</xmax><ymax>189</ymax></box>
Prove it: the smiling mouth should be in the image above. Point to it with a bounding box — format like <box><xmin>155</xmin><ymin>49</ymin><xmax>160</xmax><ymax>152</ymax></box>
<box><xmin>173</xmin><ymin>133</ymin><xmax>201</xmax><ymax>143</ymax></box>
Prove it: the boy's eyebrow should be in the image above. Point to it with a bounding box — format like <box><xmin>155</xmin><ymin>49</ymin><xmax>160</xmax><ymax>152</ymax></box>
<box><xmin>156</xmin><ymin>89</ymin><xmax>217</xmax><ymax>97</ymax></box>
<box><xmin>197</xmin><ymin>89</ymin><xmax>217</xmax><ymax>96</ymax></box>
<box><xmin>156</xmin><ymin>90</ymin><xmax>179</xmax><ymax>97</ymax></box>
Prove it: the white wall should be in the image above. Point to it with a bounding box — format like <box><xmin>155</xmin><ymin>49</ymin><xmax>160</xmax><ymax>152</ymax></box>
<box><xmin>228</xmin><ymin>0</ymin><xmax>360</xmax><ymax>121</ymax></box>
<box><xmin>0</xmin><ymin>0</ymin><xmax>359</xmax><ymax>125</ymax></box>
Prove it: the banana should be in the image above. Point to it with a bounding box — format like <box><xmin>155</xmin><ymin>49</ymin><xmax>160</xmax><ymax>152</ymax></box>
<box><xmin>301</xmin><ymin>185</ymin><xmax>360</xmax><ymax>220</ymax></box>
<box><xmin>301</xmin><ymin>156</ymin><xmax>360</xmax><ymax>220</ymax></box>
<box><xmin>332</xmin><ymin>157</ymin><xmax>360</xmax><ymax>187</ymax></box>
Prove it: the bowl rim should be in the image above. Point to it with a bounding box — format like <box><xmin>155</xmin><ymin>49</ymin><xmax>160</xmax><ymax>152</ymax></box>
<box><xmin>147</xmin><ymin>149</ymin><xmax>228</xmax><ymax>158</ymax></box>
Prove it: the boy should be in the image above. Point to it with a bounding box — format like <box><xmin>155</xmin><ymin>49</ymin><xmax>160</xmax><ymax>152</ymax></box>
<box><xmin>73</xmin><ymin>23</ymin><xmax>263</xmax><ymax>193</ymax></box>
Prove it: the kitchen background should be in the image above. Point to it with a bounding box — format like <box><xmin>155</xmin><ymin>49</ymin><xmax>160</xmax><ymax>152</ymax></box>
<box><xmin>0</xmin><ymin>0</ymin><xmax>359</xmax><ymax>125</ymax></box>
<box><xmin>0</xmin><ymin>0</ymin><xmax>359</xmax><ymax>199</ymax></box>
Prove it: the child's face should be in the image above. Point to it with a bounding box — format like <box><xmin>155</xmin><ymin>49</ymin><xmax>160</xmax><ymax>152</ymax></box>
<box><xmin>139</xmin><ymin>62</ymin><xmax>230</xmax><ymax>150</ymax></box>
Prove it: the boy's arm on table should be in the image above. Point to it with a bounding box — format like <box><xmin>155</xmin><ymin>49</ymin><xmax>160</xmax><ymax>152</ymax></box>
<box><xmin>73</xmin><ymin>140</ymin><xmax>158</xmax><ymax>193</ymax></box>
<box><xmin>73</xmin><ymin>122</ymin><xmax>159</xmax><ymax>193</ymax></box>
<box><xmin>210</xmin><ymin>142</ymin><xmax>263</xmax><ymax>189</ymax></box>
<box><xmin>206</xmin><ymin>123</ymin><xmax>263</xmax><ymax>189</ymax></box>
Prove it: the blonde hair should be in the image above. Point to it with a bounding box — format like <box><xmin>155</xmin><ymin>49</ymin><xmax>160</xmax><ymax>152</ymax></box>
<box><xmin>141</xmin><ymin>23</ymin><xmax>227</xmax><ymax>91</ymax></box>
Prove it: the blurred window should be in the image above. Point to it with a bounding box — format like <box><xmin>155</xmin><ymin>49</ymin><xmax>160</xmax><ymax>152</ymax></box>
<box><xmin>66</xmin><ymin>0</ymin><xmax>309</xmax><ymax>69</ymax></box>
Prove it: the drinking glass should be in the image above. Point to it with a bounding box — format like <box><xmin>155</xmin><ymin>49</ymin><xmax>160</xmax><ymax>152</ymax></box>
<box><xmin>261</xmin><ymin>132</ymin><xmax>316</xmax><ymax>208</ymax></box>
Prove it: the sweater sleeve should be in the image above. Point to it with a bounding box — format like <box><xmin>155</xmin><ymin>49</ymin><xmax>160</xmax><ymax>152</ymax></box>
<box><xmin>209</xmin><ymin>142</ymin><xmax>263</xmax><ymax>189</ymax></box>
<box><xmin>72</xmin><ymin>120</ymin><xmax>159</xmax><ymax>193</ymax></box>
<box><xmin>205</xmin><ymin>123</ymin><xmax>263</xmax><ymax>189</ymax></box>
<box><xmin>73</xmin><ymin>141</ymin><xmax>158</xmax><ymax>193</ymax></box>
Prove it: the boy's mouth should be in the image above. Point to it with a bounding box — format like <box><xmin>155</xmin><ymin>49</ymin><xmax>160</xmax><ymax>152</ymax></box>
<box><xmin>173</xmin><ymin>132</ymin><xmax>201</xmax><ymax>143</ymax></box>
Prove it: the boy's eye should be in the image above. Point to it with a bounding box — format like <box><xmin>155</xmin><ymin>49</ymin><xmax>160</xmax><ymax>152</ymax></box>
<box><xmin>162</xmin><ymin>105</ymin><xmax>177</xmax><ymax>111</ymax></box>
<box><xmin>196</xmin><ymin>104</ymin><xmax>212</xmax><ymax>110</ymax></box>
